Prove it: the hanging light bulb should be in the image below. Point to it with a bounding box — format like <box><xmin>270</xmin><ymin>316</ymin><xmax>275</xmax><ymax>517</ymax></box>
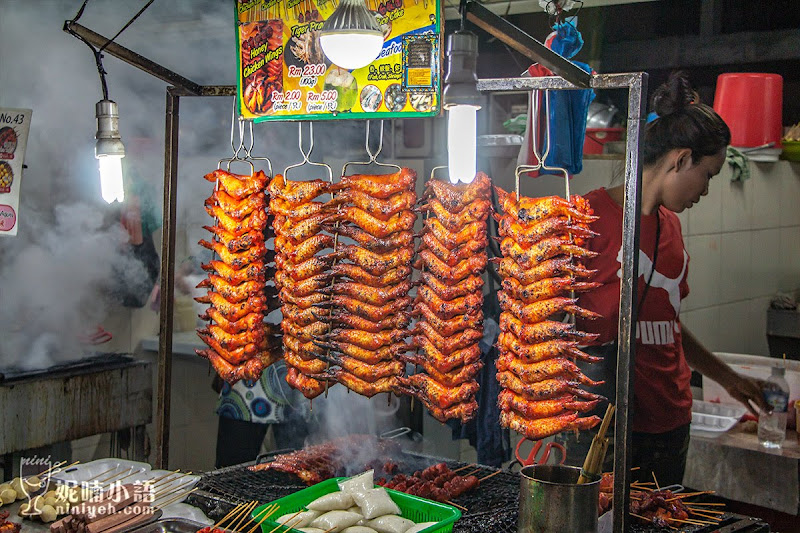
<box><xmin>95</xmin><ymin>99</ymin><xmax>125</xmax><ymax>203</ymax></box>
<box><xmin>442</xmin><ymin>31</ymin><xmax>482</xmax><ymax>184</ymax></box>
<box><xmin>320</xmin><ymin>0</ymin><xmax>384</xmax><ymax>71</ymax></box>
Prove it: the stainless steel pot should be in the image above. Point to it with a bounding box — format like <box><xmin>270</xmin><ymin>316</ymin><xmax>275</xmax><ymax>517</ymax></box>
<box><xmin>518</xmin><ymin>465</ymin><xmax>600</xmax><ymax>533</ymax></box>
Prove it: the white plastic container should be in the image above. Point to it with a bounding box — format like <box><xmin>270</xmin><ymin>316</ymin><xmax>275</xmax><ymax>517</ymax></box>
<box><xmin>691</xmin><ymin>400</ymin><xmax>746</xmax><ymax>436</ymax></box>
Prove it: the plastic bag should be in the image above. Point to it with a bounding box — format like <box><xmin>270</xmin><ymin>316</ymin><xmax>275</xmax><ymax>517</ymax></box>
<box><xmin>350</xmin><ymin>489</ymin><xmax>401</xmax><ymax>519</ymax></box>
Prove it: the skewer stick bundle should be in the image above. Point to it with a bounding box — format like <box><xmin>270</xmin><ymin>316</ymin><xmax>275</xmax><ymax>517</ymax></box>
<box><xmin>578</xmin><ymin>404</ymin><xmax>614</xmax><ymax>484</ymax></box>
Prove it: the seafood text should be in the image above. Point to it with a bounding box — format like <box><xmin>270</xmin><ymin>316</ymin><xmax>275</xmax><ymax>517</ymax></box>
<box><xmin>377</xmin><ymin>41</ymin><xmax>402</xmax><ymax>60</ymax></box>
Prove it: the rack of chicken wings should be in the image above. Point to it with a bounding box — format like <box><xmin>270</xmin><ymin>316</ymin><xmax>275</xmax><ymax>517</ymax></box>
<box><xmin>493</xmin><ymin>188</ymin><xmax>605</xmax><ymax>439</ymax></box>
<box><xmin>311</xmin><ymin>168</ymin><xmax>418</xmax><ymax>397</ymax></box>
<box><xmin>269</xmin><ymin>173</ymin><xmax>335</xmax><ymax>399</ymax></box>
<box><xmin>394</xmin><ymin>173</ymin><xmax>492</xmax><ymax>423</ymax></box>
<box><xmin>195</xmin><ymin>169</ymin><xmax>281</xmax><ymax>383</ymax></box>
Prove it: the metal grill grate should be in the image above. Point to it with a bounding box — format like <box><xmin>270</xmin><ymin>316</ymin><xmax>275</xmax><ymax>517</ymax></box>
<box><xmin>189</xmin><ymin>455</ymin><xmax>768</xmax><ymax>533</ymax></box>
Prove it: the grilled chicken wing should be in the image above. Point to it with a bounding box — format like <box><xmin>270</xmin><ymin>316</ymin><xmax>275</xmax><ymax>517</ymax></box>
<box><xmin>414</xmin><ymin>250</ymin><xmax>487</xmax><ymax>284</ymax></box>
<box><xmin>500</xmin><ymin>236</ymin><xmax>597</xmax><ymax>267</ymax></box>
<box><xmin>496</xmin><ymin>352</ymin><xmax>602</xmax><ymax>386</ymax></box>
<box><xmin>492</xmin><ymin>256</ymin><xmax>596</xmax><ymax>286</ymax></box>
<box><xmin>330</xmin><ymin>189</ymin><xmax>416</xmax><ymax>220</ymax></box>
<box><xmin>412</xmin><ymin>302</ymin><xmax>483</xmax><ymax>336</ymax></box>
<box><xmin>281</xmin><ymin>234</ymin><xmax>335</xmax><ymax>263</ymax></box>
<box><xmin>196</xmin><ymin>275</ymin><xmax>265</xmax><ymax>302</ymax></box>
<box><xmin>419</xmin><ymin>231</ymin><xmax>487</xmax><ymax>267</ymax></box>
<box><xmin>200</xmin><ymin>324</ymin><xmax>266</xmax><ymax>350</ymax></box>
<box><xmin>497</xmin><ymin>292</ymin><xmax>600</xmax><ymax>323</ymax></box>
<box><xmin>281</xmin><ymin>319</ymin><xmax>330</xmax><ymax>342</ymax></box>
<box><xmin>273</xmin><ymin>212</ymin><xmax>330</xmax><ymax>244</ymax></box>
<box><xmin>316</xmin><ymin>369</ymin><xmax>398</xmax><ymax>397</ymax></box>
<box><xmin>269</xmin><ymin>196</ymin><xmax>327</xmax><ymax>219</ymax></box>
<box><xmin>419</xmin><ymin>198</ymin><xmax>491</xmax><ymax>231</ymax></box>
<box><xmin>201</xmin><ymin>308</ymin><xmax>264</xmax><ymax>333</ymax></box>
<box><xmin>327</xmin><ymin>328</ymin><xmax>407</xmax><ymax>350</ymax></box>
<box><xmin>205</xmin><ymin>189</ymin><xmax>266</xmax><ymax>219</ymax></box>
<box><xmin>328</xmin><ymin>224</ymin><xmax>415</xmax><ymax>253</ymax></box>
<box><xmin>331</xmin><ymin>168</ymin><xmax>416</xmax><ymax>199</ymax></box>
<box><xmin>197</xmin><ymin>332</ymin><xmax>262</xmax><ymax>364</ymax></box>
<box><xmin>321</xmin><ymin>281</ymin><xmax>412</xmax><ymax>306</ymax></box>
<box><xmin>418</xmin><ymin>272</ymin><xmax>484</xmax><ymax>301</ymax></box>
<box><xmin>279</xmin><ymin>290</ymin><xmax>329</xmax><ymax>309</ymax></box>
<box><xmin>413</xmin><ymin>337</ymin><xmax>482</xmax><ymax>373</ymax></box>
<box><xmin>324</xmin><ymin>310</ymin><xmax>411</xmax><ymax>333</ymax></box>
<box><xmin>494</xmin><ymin>188</ymin><xmax>598</xmax><ymax>224</ymax></box>
<box><xmin>286</xmin><ymin>366</ymin><xmax>330</xmax><ymax>399</ymax></box>
<box><xmin>498</xmin><ymin>389</ymin><xmax>602</xmax><ymax>419</ymax></box>
<box><xmin>330</xmin><ymin>264</ymin><xmax>412</xmax><ymax>287</ymax></box>
<box><xmin>314</xmin><ymin>295</ymin><xmax>412</xmax><ymax>322</ymax></box>
<box><xmin>402</xmin><ymin>353</ymin><xmax>482</xmax><ymax>387</ymax></box>
<box><xmin>501</xmin><ymin>276</ymin><xmax>601</xmax><ymax>304</ymax></box>
<box><xmin>205</xmin><ymin>205</ymin><xmax>269</xmax><ymax>235</ymax></box>
<box><xmin>411</xmin><ymin>321</ymin><xmax>484</xmax><ymax>354</ymax></box>
<box><xmin>275</xmin><ymin>255</ymin><xmax>335</xmax><ymax>283</ymax></box>
<box><xmin>320</xmin><ymin>353</ymin><xmax>404</xmax><ymax>383</ymax></box>
<box><xmin>275</xmin><ymin>271</ymin><xmax>331</xmax><ymax>297</ymax></box>
<box><xmin>425</xmin><ymin>399</ymin><xmax>479</xmax><ymax>424</ymax></box>
<box><xmin>329</xmin><ymin>245</ymin><xmax>414</xmax><ymax>276</ymax></box>
<box><xmin>327</xmin><ymin>208</ymin><xmax>416</xmax><ymax>238</ymax></box>
<box><xmin>494</xmin><ymin>213</ymin><xmax>597</xmax><ymax>246</ymax></box>
<box><xmin>422</xmin><ymin>218</ymin><xmax>485</xmax><ymax>249</ymax></box>
<box><xmin>194</xmin><ymin>292</ymin><xmax>265</xmax><ymax>321</ymax></box>
<box><xmin>497</xmin><ymin>332</ymin><xmax>602</xmax><ymax>364</ymax></box>
<box><xmin>268</xmin><ymin>174</ymin><xmax>330</xmax><ymax>205</ymax></box>
<box><xmin>395</xmin><ymin>374</ymin><xmax>480</xmax><ymax>409</ymax></box>
<box><xmin>423</xmin><ymin>173</ymin><xmax>491</xmax><ymax>212</ymax></box>
<box><xmin>202</xmin><ymin>260</ymin><xmax>270</xmax><ymax>286</ymax></box>
<box><xmin>500</xmin><ymin>410</ymin><xmax>580</xmax><ymax>440</ymax></box>
<box><xmin>315</xmin><ymin>340</ymin><xmax>409</xmax><ymax>364</ymax></box>
<box><xmin>285</xmin><ymin>349</ymin><xmax>329</xmax><ymax>374</ymax></box>
<box><xmin>499</xmin><ymin>313</ymin><xmax>599</xmax><ymax>344</ymax></box>
<box><xmin>204</xmin><ymin>169</ymin><xmax>268</xmax><ymax>199</ymax></box>
<box><xmin>415</xmin><ymin>285</ymin><xmax>484</xmax><ymax>319</ymax></box>
<box><xmin>198</xmin><ymin>347</ymin><xmax>280</xmax><ymax>383</ymax></box>
<box><xmin>496</xmin><ymin>371</ymin><xmax>581</xmax><ymax>400</ymax></box>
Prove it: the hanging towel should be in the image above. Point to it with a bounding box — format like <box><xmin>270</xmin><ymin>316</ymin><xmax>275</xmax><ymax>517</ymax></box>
<box><xmin>726</xmin><ymin>146</ymin><xmax>750</xmax><ymax>182</ymax></box>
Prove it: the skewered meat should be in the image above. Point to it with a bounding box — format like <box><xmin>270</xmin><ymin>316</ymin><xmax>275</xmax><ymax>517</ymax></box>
<box><xmin>273</xmin><ymin>212</ymin><xmax>330</xmax><ymax>243</ymax></box>
<box><xmin>412</xmin><ymin>303</ymin><xmax>483</xmax><ymax>337</ymax></box>
<box><xmin>201</xmin><ymin>260</ymin><xmax>270</xmax><ymax>286</ymax></box>
<box><xmin>275</xmin><ymin>255</ymin><xmax>335</xmax><ymax>282</ymax></box>
<box><xmin>199</xmin><ymin>347</ymin><xmax>281</xmax><ymax>382</ymax></box>
<box><xmin>419</xmin><ymin>231</ymin><xmax>487</xmax><ymax>267</ymax></box>
<box><xmin>331</xmin><ymin>168</ymin><xmax>416</xmax><ymax>199</ymax></box>
<box><xmin>415</xmin><ymin>285</ymin><xmax>483</xmax><ymax>319</ymax></box>
<box><xmin>423</xmin><ymin>173</ymin><xmax>492</xmax><ymax>211</ymax></box>
<box><xmin>284</xmin><ymin>334</ymin><xmax>325</xmax><ymax>357</ymax></box>
<box><xmin>197</xmin><ymin>275</ymin><xmax>265</xmax><ymax>302</ymax></box>
<box><xmin>200</xmin><ymin>324</ymin><xmax>266</xmax><ymax>350</ymax></box>
<box><xmin>496</xmin><ymin>353</ymin><xmax>602</xmax><ymax>386</ymax></box>
<box><xmin>322</xmin><ymin>281</ymin><xmax>413</xmax><ymax>306</ymax></box>
<box><xmin>501</xmin><ymin>276</ymin><xmax>600</xmax><ymax>304</ymax></box>
<box><xmin>414</xmin><ymin>250</ymin><xmax>487</xmax><ymax>283</ymax></box>
<box><xmin>497</xmin><ymin>332</ymin><xmax>602</xmax><ymax>364</ymax></box>
<box><xmin>498</xmin><ymin>389</ymin><xmax>602</xmax><ymax>419</ymax></box>
<box><xmin>325</xmin><ymin>310</ymin><xmax>411</xmax><ymax>333</ymax></box>
<box><xmin>275</xmin><ymin>271</ymin><xmax>331</xmax><ymax>297</ymax></box>
<box><xmin>286</xmin><ymin>366</ymin><xmax>330</xmax><ymax>400</ymax></box>
<box><xmin>418</xmin><ymin>198</ymin><xmax>492</xmax><ymax>230</ymax></box>
<box><xmin>204</xmin><ymin>169</ymin><xmax>268</xmax><ymax>199</ymax></box>
<box><xmin>499</xmin><ymin>410</ymin><xmax>601</xmax><ymax>440</ymax></box>
<box><xmin>330</xmin><ymin>264</ymin><xmax>412</xmax><ymax>287</ymax></box>
<box><xmin>329</xmin><ymin>245</ymin><xmax>415</xmax><ymax>276</ymax></box>
<box><xmin>205</xmin><ymin>190</ymin><xmax>266</xmax><ymax>219</ymax></box>
<box><xmin>195</xmin><ymin>292</ymin><xmax>266</xmax><ymax>321</ymax></box>
<box><xmin>199</xmin><ymin>239</ymin><xmax>267</xmax><ymax>268</ymax></box>
<box><xmin>395</xmin><ymin>374</ymin><xmax>480</xmax><ymax>409</ymax></box>
<box><xmin>316</xmin><ymin>369</ymin><xmax>398</xmax><ymax>397</ymax></box>
<box><xmin>412</xmin><ymin>321</ymin><xmax>484</xmax><ymax>354</ymax></box>
<box><xmin>401</xmin><ymin>354</ymin><xmax>482</xmax><ymax>387</ymax></box>
<box><xmin>281</xmin><ymin>319</ymin><xmax>330</xmax><ymax>342</ymax></box>
<box><xmin>498</xmin><ymin>292</ymin><xmax>600</xmax><ymax>323</ymax></box>
<box><xmin>282</xmin><ymin>234</ymin><xmax>335</xmax><ymax>263</ymax></box>
<box><xmin>500</xmin><ymin>236</ymin><xmax>598</xmax><ymax>267</ymax></box>
<box><xmin>499</xmin><ymin>313</ymin><xmax>599</xmax><ymax>344</ymax></box>
<box><xmin>492</xmin><ymin>256</ymin><xmax>596</xmax><ymax>285</ymax></box>
<box><xmin>268</xmin><ymin>173</ymin><xmax>330</xmax><ymax>205</ymax></box>
<box><xmin>315</xmin><ymin>340</ymin><xmax>409</xmax><ymax>364</ymax></box>
<box><xmin>270</xmin><ymin>196</ymin><xmax>328</xmax><ymax>218</ymax></box>
<box><xmin>327</xmin><ymin>328</ymin><xmax>407</xmax><ymax>350</ymax></box>
<box><xmin>329</xmin><ymin>225</ymin><xmax>415</xmax><ymax>253</ymax></box>
<box><xmin>413</xmin><ymin>338</ymin><xmax>483</xmax><ymax>373</ymax></box>
<box><xmin>326</xmin><ymin>208</ymin><xmax>416</xmax><ymax>238</ymax></box>
<box><xmin>494</xmin><ymin>213</ymin><xmax>597</xmax><ymax>246</ymax></box>
<box><xmin>203</xmin><ymin>206</ymin><xmax>269</xmax><ymax>236</ymax></box>
<box><xmin>285</xmin><ymin>349</ymin><xmax>329</xmax><ymax>374</ymax></box>
<box><xmin>418</xmin><ymin>272</ymin><xmax>484</xmax><ymax>301</ymax></box>
<box><xmin>201</xmin><ymin>308</ymin><xmax>264</xmax><ymax>334</ymax></box>
<box><xmin>320</xmin><ymin>353</ymin><xmax>405</xmax><ymax>383</ymax></box>
<box><xmin>330</xmin><ymin>189</ymin><xmax>416</xmax><ymax>220</ymax></box>
<box><xmin>280</xmin><ymin>290</ymin><xmax>329</xmax><ymax>309</ymax></box>
<box><xmin>422</xmin><ymin>218</ymin><xmax>485</xmax><ymax>249</ymax></box>
<box><xmin>494</xmin><ymin>188</ymin><xmax>597</xmax><ymax>224</ymax></box>
<box><xmin>314</xmin><ymin>295</ymin><xmax>412</xmax><ymax>321</ymax></box>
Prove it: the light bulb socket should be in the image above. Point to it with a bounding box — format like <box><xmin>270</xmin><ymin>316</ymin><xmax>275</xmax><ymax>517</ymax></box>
<box><xmin>443</xmin><ymin>31</ymin><xmax>482</xmax><ymax>109</ymax></box>
<box><xmin>321</xmin><ymin>0</ymin><xmax>381</xmax><ymax>36</ymax></box>
<box><xmin>95</xmin><ymin>99</ymin><xmax>125</xmax><ymax>158</ymax></box>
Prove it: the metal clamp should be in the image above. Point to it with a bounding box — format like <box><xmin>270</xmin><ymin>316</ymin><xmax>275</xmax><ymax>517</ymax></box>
<box><xmin>284</xmin><ymin>122</ymin><xmax>333</xmax><ymax>181</ymax></box>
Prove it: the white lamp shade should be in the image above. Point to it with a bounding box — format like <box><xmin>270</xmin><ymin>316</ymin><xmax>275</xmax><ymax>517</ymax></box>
<box><xmin>447</xmin><ymin>105</ymin><xmax>478</xmax><ymax>184</ymax></box>
<box><xmin>320</xmin><ymin>31</ymin><xmax>383</xmax><ymax>70</ymax></box>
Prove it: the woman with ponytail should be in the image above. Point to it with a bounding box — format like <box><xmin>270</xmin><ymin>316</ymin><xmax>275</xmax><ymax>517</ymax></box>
<box><xmin>560</xmin><ymin>72</ymin><xmax>766</xmax><ymax>485</ymax></box>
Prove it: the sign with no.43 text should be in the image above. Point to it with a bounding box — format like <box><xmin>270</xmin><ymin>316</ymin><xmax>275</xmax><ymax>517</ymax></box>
<box><xmin>0</xmin><ymin>107</ymin><xmax>31</xmax><ymax>237</ymax></box>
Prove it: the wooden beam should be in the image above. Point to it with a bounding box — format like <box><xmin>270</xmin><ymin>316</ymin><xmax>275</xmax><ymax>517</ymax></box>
<box><xmin>602</xmin><ymin>28</ymin><xmax>800</xmax><ymax>71</ymax></box>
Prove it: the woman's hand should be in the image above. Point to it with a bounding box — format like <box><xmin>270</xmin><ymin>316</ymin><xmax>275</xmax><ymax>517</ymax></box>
<box><xmin>723</xmin><ymin>374</ymin><xmax>767</xmax><ymax>416</ymax></box>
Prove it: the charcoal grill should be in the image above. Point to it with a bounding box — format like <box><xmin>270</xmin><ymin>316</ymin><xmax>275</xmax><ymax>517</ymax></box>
<box><xmin>188</xmin><ymin>450</ymin><xmax>769</xmax><ymax>533</ymax></box>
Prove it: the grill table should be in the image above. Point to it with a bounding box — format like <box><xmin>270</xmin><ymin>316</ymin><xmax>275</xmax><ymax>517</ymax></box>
<box><xmin>187</xmin><ymin>451</ymin><xmax>769</xmax><ymax>533</ymax></box>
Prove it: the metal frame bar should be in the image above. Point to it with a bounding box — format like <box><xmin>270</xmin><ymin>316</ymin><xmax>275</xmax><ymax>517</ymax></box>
<box><xmin>478</xmin><ymin>71</ymin><xmax>648</xmax><ymax>533</ymax></box>
<box><xmin>464</xmin><ymin>1</ymin><xmax>592</xmax><ymax>89</ymax></box>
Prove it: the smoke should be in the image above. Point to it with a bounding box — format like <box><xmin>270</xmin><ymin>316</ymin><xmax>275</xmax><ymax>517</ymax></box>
<box><xmin>0</xmin><ymin>0</ymin><xmax>380</xmax><ymax>376</ymax></box>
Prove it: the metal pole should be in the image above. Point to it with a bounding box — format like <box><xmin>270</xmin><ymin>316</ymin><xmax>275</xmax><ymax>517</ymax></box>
<box><xmin>155</xmin><ymin>87</ymin><xmax>181</xmax><ymax>469</ymax></box>
<box><xmin>63</xmin><ymin>21</ymin><xmax>203</xmax><ymax>96</ymax></box>
<box><xmin>612</xmin><ymin>71</ymin><xmax>648</xmax><ymax>533</ymax></box>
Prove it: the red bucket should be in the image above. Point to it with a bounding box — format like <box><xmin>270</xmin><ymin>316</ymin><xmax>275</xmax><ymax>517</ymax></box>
<box><xmin>713</xmin><ymin>73</ymin><xmax>783</xmax><ymax>148</ymax></box>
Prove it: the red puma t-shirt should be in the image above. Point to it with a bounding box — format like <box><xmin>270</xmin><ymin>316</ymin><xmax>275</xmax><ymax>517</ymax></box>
<box><xmin>577</xmin><ymin>188</ymin><xmax>693</xmax><ymax>434</ymax></box>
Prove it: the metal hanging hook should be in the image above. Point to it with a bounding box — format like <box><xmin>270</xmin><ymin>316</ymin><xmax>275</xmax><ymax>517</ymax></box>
<box><xmin>243</xmin><ymin>119</ymin><xmax>274</xmax><ymax>178</ymax></box>
<box><xmin>514</xmin><ymin>90</ymin><xmax>544</xmax><ymax>195</ymax></box>
<box><xmin>539</xmin><ymin>90</ymin><xmax>571</xmax><ymax>199</ymax></box>
<box><xmin>342</xmin><ymin>120</ymin><xmax>400</xmax><ymax>177</ymax></box>
<box><xmin>219</xmin><ymin>97</ymin><xmax>253</xmax><ymax>173</ymax></box>
<box><xmin>285</xmin><ymin>122</ymin><xmax>332</xmax><ymax>181</ymax></box>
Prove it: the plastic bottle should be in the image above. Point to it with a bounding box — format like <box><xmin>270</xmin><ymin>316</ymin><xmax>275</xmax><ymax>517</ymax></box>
<box><xmin>758</xmin><ymin>365</ymin><xmax>790</xmax><ymax>448</ymax></box>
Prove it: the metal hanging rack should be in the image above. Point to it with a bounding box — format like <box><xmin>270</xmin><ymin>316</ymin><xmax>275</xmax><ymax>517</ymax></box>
<box><xmin>341</xmin><ymin>120</ymin><xmax>401</xmax><ymax>177</ymax></box>
<box><xmin>284</xmin><ymin>122</ymin><xmax>333</xmax><ymax>181</ymax></box>
<box><xmin>64</xmin><ymin>15</ymin><xmax>647</xmax><ymax>532</ymax></box>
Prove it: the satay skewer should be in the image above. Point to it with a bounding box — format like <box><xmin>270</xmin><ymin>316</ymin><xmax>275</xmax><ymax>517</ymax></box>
<box><xmin>245</xmin><ymin>504</ymin><xmax>280</xmax><ymax>533</ymax></box>
<box><xmin>267</xmin><ymin>511</ymin><xmax>303</xmax><ymax>533</ymax></box>
<box><xmin>451</xmin><ymin>463</ymin><xmax>476</xmax><ymax>473</ymax></box>
<box><xmin>445</xmin><ymin>500</ymin><xmax>467</xmax><ymax>512</ymax></box>
<box><xmin>231</xmin><ymin>501</ymin><xmax>259</xmax><ymax>532</ymax></box>
<box><xmin>478</xmin><ymin>470</ymin><xmax>502</xmax><ymax>483</ymax></box>
<box><xmin>220</xmin><ymin>502</ymin><xmax>254</xmax><ymax>530</ymax></box>
<box><xmin>213</xmin><ymin>503</ymin><xmax>247</xmax><ymax>529</ymax></box>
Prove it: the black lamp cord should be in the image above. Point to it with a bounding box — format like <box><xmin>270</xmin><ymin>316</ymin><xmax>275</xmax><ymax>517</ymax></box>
<box><xmin>636</xmin><ymin>210</ymin><xmax>661</xmax><ymax>320</ymax></box>
<box><xmin>66</xmin><ymin>0</ymin><xmax>156</xmax><ymax>100</ymax></box>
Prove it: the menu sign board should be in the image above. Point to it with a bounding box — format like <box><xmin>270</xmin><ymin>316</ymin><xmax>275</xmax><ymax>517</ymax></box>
<box><xmin>0</xmin><ymin>107</ymin><xmax>31</xmax><ymax>237</ymax></box>
<box><xmin>235</xmin><ymin>0</ymin><xmax>441</xmax><ymax>122</ymax></box>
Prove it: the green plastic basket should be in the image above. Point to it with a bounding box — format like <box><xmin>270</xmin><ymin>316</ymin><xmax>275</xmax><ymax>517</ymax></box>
<box><xmin>251</xmin><ymin>477</ymin><xmax>461</xmax><ymax>533</ymax></box>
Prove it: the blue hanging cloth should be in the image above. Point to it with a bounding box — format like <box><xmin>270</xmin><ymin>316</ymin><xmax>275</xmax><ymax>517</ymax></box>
<box><xmin>540</xmin><ymin>21</ymin><xmax>595</xmax><ymax>176</ymax></box>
